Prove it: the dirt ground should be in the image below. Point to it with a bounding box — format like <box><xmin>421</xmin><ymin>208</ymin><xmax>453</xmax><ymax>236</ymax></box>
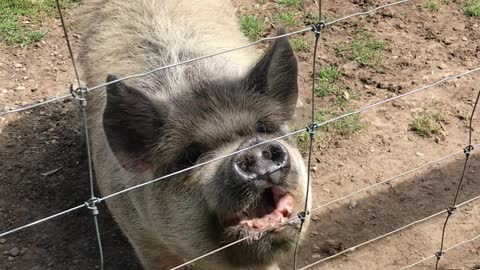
<box><xmin>1</xmin><ymin>0</ymin><xmax>479</xmax><ymax>269</ymax></box>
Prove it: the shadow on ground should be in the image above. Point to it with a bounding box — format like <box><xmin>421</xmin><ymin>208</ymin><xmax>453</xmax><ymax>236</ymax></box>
<box><xmin>0</xmin><ymin>100</ymin><xmax>479</xmax><ymax>270</ymax></box>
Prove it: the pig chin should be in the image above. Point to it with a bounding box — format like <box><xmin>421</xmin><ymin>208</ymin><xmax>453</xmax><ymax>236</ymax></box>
<box><xmin>218</xmin><ymin>186</ymin><xmax>303</xmax><ymax>252</ymax></box>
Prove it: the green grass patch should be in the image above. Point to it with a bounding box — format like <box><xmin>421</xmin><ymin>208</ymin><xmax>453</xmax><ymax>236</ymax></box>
<box><xmin>410</xmin><ymin>112</ymin><xmax>444</xmax><ymax>137</ymax></box>
<box><xmin>333</xmin><ymin>114</ymin><xmax>365</xmax><ymax>137</ymax></box>
<box><xmin>275</xmin><ymin>12</ymin><xmax>300</xmax><ymax>27</ymax></box>
<box><xmin>0</xmin><ymin>0</ymin><xmax>75</xmax><ymax>45</ymax></box>
<box><xmin>279</xmin><ymin>0</ymin><xmax>302</xmax><ymax>7</ymax></box>
<box><xmin>424</xmin><ymin>0</ymin><xmax>440</xmax><ymax>11</ymax></box>
<box><xmin>465</xmin><ymin>0</ymin><xmax>480</xmax><ymax>16</ymax></box>
<box><xmin>314</xmin><ymin>67</ymin><xmax>357</xmax><ymax>107</ymax></box>
<box><xmin>240</xmin><ymin>15</ymin><xmax>264</xmax><ymax>41</ymax></box>
<box><xmin>291</xmin><ymin>37</ymin><xmax>310</xmax><ymax>52</ymax></box>
<box><xmin>335</xmin><ymin>28</ymin><xmax>386</xmax><ymax>68</ymax></box>
<box><xmin>317</xmin><ymin>66</ymin><xmax>343</xmax><ymax>83</ymax></box>
<box><xmin>295</xmin><ymin>131</ymin><xmax>311</xmax><ymax>156</ymax></box>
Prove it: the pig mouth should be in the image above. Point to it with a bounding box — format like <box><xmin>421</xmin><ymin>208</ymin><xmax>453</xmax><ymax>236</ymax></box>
<box><xmin>221</xmin><ymin>187</ymin><xmax>297</xmax><ymax>239</ymax></box>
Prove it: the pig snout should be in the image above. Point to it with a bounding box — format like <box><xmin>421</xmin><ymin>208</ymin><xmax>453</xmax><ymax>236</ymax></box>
<box><xmin>233</xmin><ymin>137</ymin><xmax>290</xmax><ymax>186</ymax></box>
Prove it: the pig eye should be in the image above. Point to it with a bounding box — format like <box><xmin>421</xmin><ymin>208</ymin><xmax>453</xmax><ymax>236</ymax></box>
<box><xmin>181</xmin><ymin>143</ymin><xmax>205</xmax><ymax>166</ymax></box>
<box><xmin>255</xmin><ymin>121</ymin><xmax>277</xmax><ymax>134</ymax></box>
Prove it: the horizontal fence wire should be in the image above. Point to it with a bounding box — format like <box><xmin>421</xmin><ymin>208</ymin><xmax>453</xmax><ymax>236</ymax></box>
<box><xmin>298</xmin><ymin>193</ymin><xmax>480</xmax><ymax>270</ymax></box>
<box><xmin>1</xmin><ymin>0</ymin><xmax>479</xmax><ymax>268</ymax></box>
<box><xmin>0</xmin><ymin>66</ymin><xmax>479</xmax><ymax>238</ymax></box>
<box><xmin>309</xmin><ymin>144</ymin><xmax>480</xmax><ymax>213</ymax></box>
<box><xmin>400</xmin><ymin>233</ymin><xmax>480</xmax><ymax>269</ymax></box>
<box><xmin>0</xmin><ymin>0</ymin><xmax>412</xmax><ymax>117</ymax></box>
<box><xmin>168</xmin><ymin>147</ymin><xmax>480</xmax><ymax>270</ymax></box>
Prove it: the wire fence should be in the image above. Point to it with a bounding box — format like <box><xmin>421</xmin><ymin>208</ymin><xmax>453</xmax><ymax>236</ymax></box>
<box><xmin>0</xmin><ymin>0</ymin><xmax>479</xmax><ymax>269</ymax></box>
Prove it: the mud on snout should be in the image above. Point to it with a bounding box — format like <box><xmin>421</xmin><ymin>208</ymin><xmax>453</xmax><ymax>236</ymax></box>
<box><xmin>197</xmin><ymin>135</ymin><xmax>310</xmax><ymax>265</ymax></box>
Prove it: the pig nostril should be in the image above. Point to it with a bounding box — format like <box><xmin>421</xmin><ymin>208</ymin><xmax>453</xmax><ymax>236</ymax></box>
<box><xmin>238</xmin><ymin>154</ymin><xmax>256</xmax><ymax>172</ymax></box>
<box><xmin>269</xmin><ymin>144</ymin><xmax>286</xmax><ymax>163</ymax></box>
<box><xmin>262</xmin><ymin>150</ymin><xmax>272</xmax><ymax>160</ymax></box>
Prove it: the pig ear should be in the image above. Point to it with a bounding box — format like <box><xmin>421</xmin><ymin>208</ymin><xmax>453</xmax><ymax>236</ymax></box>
<box><xmin>246</xmin><ymin>27</ymin><xmax>298</xmax><ymax>119</ymax></box>
<box><xmin>103</xmin><ymin>75</ymin><xmax>167</xmax><ymax>172</ymax></box>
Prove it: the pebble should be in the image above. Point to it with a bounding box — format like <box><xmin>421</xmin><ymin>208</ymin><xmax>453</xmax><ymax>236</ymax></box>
<box><xmin>13</xmin><ymin>63</ymin><xmax>23</xmax><ymax>68</ymax></box>
<box><xmin>312</xmin><ymin>253</ymin><xmax>322</xmax><ymax>260</ymax></box>
<box><xmin>310</xmin><ymin>231</ymin><xmax>319</xmax><ymax>236</ymax></box>
<box><xmin>416</xmin><ymin>152</ymin><xmax>424</xmax><ymax>157</ymax></box>
<box><xmin>15</xmin><ymin>86</ymin><xmax>26</xmax><ymax>91</ymax></box>
<box><xmin>0</xmin><ymin>238</ymin><xmax>6</xmax><ymax>244</ymax></box>
<box><xmin>9</xmin><ymin>247</ymin><xmax>20</xmax><ymax>257</ymax></box>
<box><xmin>438</xmin><ymin>63</ymin><xmax>447</xmax><ymax>69</ymax></box>
<box><xmin>8</xmin><ymin>256</ymin><xmax>14</xmax><ymax>262</ymax></box>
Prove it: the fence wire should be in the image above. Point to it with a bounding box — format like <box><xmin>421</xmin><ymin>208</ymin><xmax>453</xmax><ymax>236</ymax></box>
<box><xmin>298</xmin><ymin>193</ymin><xmax>480</xmax><ymax>270</ymax></box>
<box><xmin>0</xmin><ymin>66</ymin><xmax>479</xmax><ymax>261</ymax></box>
<box><xmin>0</xmin><ymin>0</ymin><xmax>479</xmax><ymax>269</ymax></box>
<box><xmin>400</xmin><ymin>232</ymin><xmax>480</xmax><ymax>269</ymax></box>
<box><xmin>0</xmin><ymin>0</ymin><xmax>412</xmax><ymax>117</ymax></box>
<box><xmin>53</xmin><ymin>0</ymin><xmax>104</xmax><ymax>269</ymax></box>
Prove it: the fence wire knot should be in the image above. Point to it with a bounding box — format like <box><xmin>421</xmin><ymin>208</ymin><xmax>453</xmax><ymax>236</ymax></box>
<box><xmin>312</xmin><ymin>22</ymin><xmax>326</xmax><ymax>35</ymax></box>
<box><xmin>306</xmin><ymin>123</ymin><xmax>318</xmax><ymax>139</ymax></box>
<box><xmin>446</xmin><ymin>206</ymin><xmax>456</xmax><ymax>216</ymax></box>
<box><xmin>435</xmin><ymin>251</ymin><xmax>444</xmax><ymax>259</ymax></box>
<box><xmin>463</xmin><ymin>145</ymin><xmax>474</xmax><ymax>157</ymax></box>
<box><xmin>85</xmin><ymin>197</ymin><xmax>101</xmax><ymax>216</ymax></box>
<box><xmin>298</xmin><ymin>211</ymin><xmax>310</xmax><ymax>222</ymax></box>
<box><xmin>70</xmin><ymin>84</ymin><xmax>88</xmax><ymax>106</ymax></box>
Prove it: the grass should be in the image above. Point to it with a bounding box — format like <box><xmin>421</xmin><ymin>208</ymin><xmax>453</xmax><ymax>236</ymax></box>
<box><xmin>279</xmin><ymin>0</ymin><xmax>302</xmax><ymax>7</ymax></box>
<box><xmin>240</xmin><ymin>15</ymin><xmax>264</xmax><ymax>41</ymax></box>
<box><xmin>317</xmin><ymin>67</ymin><xmax>343</xmax><ymax>83</ymax></box>
<box><xmin>333</xmin><ymin>114</ymin><xmax>365</xmax><ymax>137</ymax></box>
<box><xmin>0</xmin><ymin>0</ymin><xmax>75</xmax><ymax>45</ymax></box>
<box><xmin>465</xmin><ymin>0</ymin><xmax>480</xmax><ymax>16</ymax></box>
<box><xmin>410</xmin><ymin>112</ymin><xmax>444</xmax><ymax>137</ymax></box>
<box><xmin>335</xmin><ymin>28</ymin><xmax>386</xmax><ymax>68</ymax></box>
<box><xmin>314</xmin><ymin>67</ymin><xmax>358</xmax><ymax>106</ymax></box>
<box><xmin>295</xmin><ymin>131</ymin><xmax>311</xmax><ymax>156</ymax></box>
<box><xmin>291</xmin><ymin>37</ymin><xmax>310</xmax><ymax>52</ymax></box>
<box><xmin>275</xmin><ymin>12</ymin><xmax>300</xmax><ymax>27</ymax></box>
<box><xmin>424</xmin><ymin>0</ymin><xmax>440</xmax><ymax>11</ymax></box>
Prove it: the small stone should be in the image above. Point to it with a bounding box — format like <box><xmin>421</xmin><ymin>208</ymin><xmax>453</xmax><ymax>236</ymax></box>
<box><xmin>0</xmin><ymin>238</ymin><xmax>6</xmax><ymax>244</ymax></box>
<box><xmin>348</xmin><ymin>201</ymin><xmax>357</xmax><ymax>209</ymax></box>
<box><xmin>311</xmin><ymin>215</ymin><xmax>320</xmax><ymax>221</ymax></box>
<box><xmin>310</xmin><ymin>231</ymin><xmax>319</xmax><ymax>236</ymax></box>
<box><xmin>15</xmin><ymin>86</ymin><xmax>26</xmax><ymax>91</ymax></box>
<box><xmin>462</xmin><ymin>37</ymin><xmax>468</xmax><ymax>41</ymax></box>
<box><xmin>13</xmin><ymin>63</ymin><xmax>22</xmax><ymax>68</ymax></box>
<box><xmin>438</xmin><ymin>63</ymin><xmax>447</xmax><ymax>70</ymax></box>
<box><xmin>311</xmin><ymin>166</ymin><xmax>318</xmax><ymax>172</ymax></box>
<box><xmin>312</xmin><ymin>253</ymin><xmax>322</xmax><ymax>260</ymax></box>
<box><xmin>416</xmin><ymin>152</ymin><xmax>424</xmax><ymax>157</ymax></box>
<box><xmin>8</xmin><ymin>256</ymin><xmax>14</xmax><ymax>262</ymax></box>
<box><xmin>9</xmin><ymin>247</ymin><xmax>20</xmax><ymax>256</ymax></box>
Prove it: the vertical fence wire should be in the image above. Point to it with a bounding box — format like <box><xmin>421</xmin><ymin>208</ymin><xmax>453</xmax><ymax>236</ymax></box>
<box><xmin>293</xmin><ymin>0</ymin><xmax>324</xmax><ymax>268</ymax></box>
<box><xmin>0</xmin><ymin>0</ymin><xmax>478</xmax><ymax>269</ymax></box>
<box><xmin>434</xmin><ymin>87</ymin><xmax>480</xmax><ymax>270</ymax></box>
<box><xmin>54</xmin><ymin>1</ymin><xmax>104</xmax><ymax>269</ymax></box>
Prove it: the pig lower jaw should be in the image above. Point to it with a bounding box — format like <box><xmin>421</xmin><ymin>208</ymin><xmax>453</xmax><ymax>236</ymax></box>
<box><xmin>221</xmin><ymin>188</ymin><xmax>298</xmax><ymax>240</ymax></box>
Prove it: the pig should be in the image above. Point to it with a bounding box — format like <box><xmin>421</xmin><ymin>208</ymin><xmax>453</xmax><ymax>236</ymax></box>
<box><xmin>76</xmin><ymin>0</ymin><xmax>311</xmax><ymax>269</ymax></box>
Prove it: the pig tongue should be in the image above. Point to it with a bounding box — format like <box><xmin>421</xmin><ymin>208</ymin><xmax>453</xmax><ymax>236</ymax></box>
<box><xmin>239</xmin><ymin>193</ymin><xmax>294</xmax><ymax>230</ymax></box>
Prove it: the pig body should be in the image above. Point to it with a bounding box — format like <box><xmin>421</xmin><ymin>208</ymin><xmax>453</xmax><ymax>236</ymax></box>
<box><xmin>77</xmin><ymin>0</ymin><xmax>311</xmax><ymax>269</ymax></box>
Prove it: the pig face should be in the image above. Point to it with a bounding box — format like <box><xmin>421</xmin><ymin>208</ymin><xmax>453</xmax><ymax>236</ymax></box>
<box><xmin>101</xmin><ymin>30</ymin><xmax>310</xmax><ymax>267</ymax></box>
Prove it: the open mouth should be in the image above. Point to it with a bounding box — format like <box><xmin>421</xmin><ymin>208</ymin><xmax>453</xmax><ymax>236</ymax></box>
<box><xmin>223</xmin><ymin>187</ymin><xmax>295</xmax><ymax>233</ymax></box>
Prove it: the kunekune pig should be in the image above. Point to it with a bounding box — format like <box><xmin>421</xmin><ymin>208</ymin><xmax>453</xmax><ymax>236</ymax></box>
<box><xmin>77</xmin><ymin>0</ymin><xmax>311</xmax><ymax>269</ymax></box>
